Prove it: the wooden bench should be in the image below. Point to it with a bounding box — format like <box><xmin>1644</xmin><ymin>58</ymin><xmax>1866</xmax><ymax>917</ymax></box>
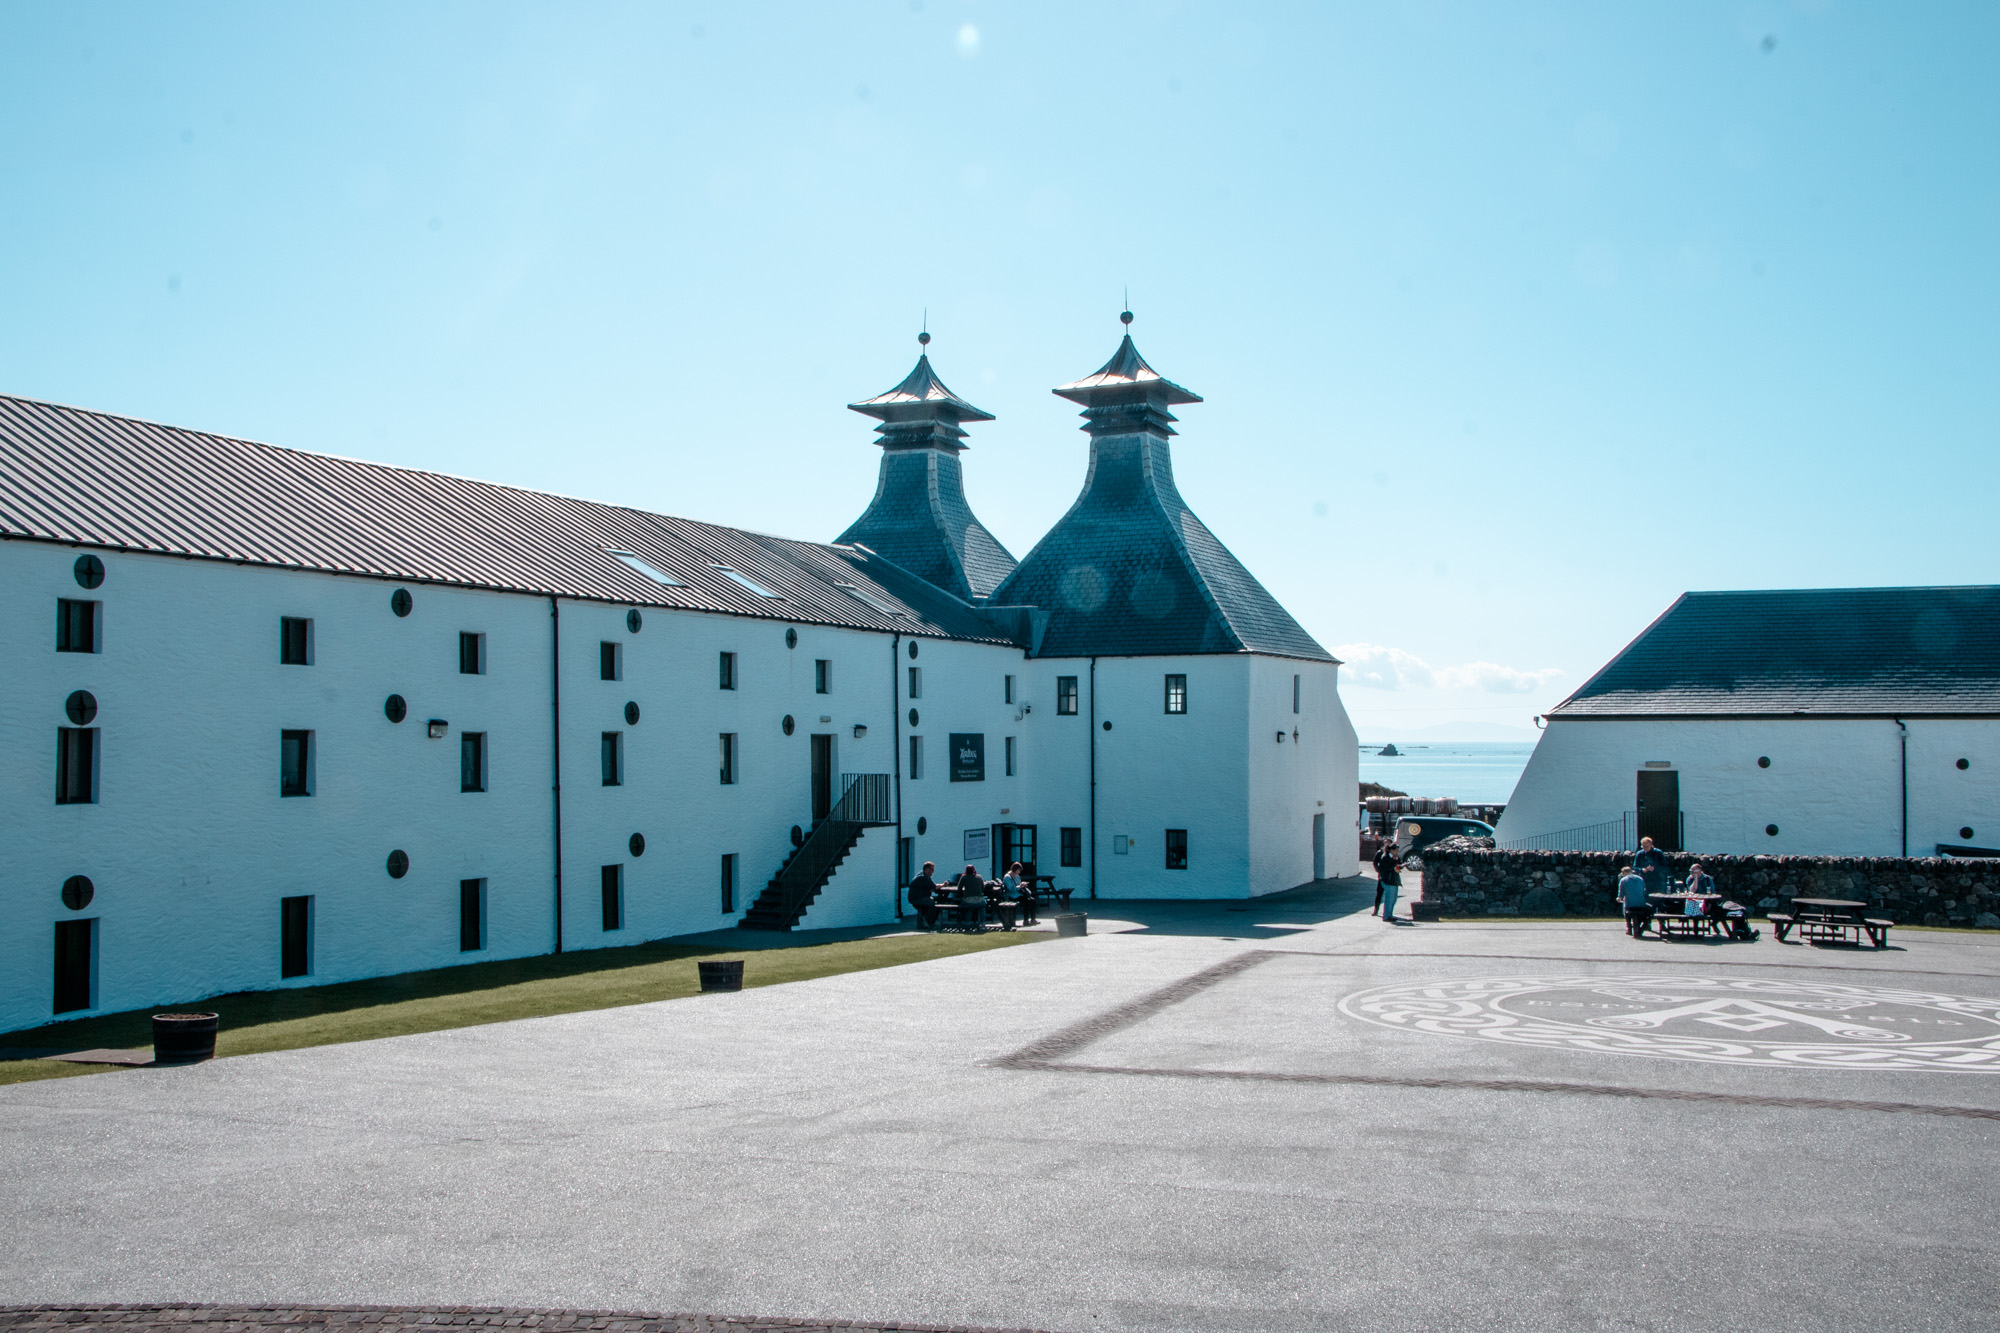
<box><xmin>1768</xmin><ymin>913</ymin><xmax>1795</xmax><ymax>941</ymax></box>
<box><xmin>1655</xmin><ymin>912</ymin><xmax>1719</xmax><ymax>940</ymax></box>
<box><xmin>1863</xmin><ymin>917</ymin><xmax>1894</xmax><ymax>949</ymax></box>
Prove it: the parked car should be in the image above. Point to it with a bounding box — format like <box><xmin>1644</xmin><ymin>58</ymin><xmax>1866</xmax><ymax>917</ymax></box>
<box><xmin>1395</xmin><ymin>815</ymin><xmax>1496</xmax><ymax>856</ymax></box>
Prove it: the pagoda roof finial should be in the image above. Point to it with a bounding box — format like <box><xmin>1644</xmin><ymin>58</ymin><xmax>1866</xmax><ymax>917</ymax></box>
<box><xmin>848</xmin><ymin>330</ymin><xmax>995</xmax><ymax>450</ymax></box>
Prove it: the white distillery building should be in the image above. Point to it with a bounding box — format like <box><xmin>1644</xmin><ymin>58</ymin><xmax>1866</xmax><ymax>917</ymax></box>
<box><xmin>1</xmin><ymin>325</ymin><xmax>1357</xmax><ymax>1031</ymax></box>
<box><xmin>1496</xmin><ymin>587</ymin><xmax>2000</xmax><ymax>858</ymax></box>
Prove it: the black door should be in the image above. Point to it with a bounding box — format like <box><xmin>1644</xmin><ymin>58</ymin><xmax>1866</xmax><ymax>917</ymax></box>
<box><xmin>993</xmin><ymin>823</ymin><xmax>1036</xmax><ymax>877</ymax></box>
<box><xmin>810</xmin><ymin>735</ymin><xmax>834</xmax><ymax>822</ymax></box>
<box><xmin>53</xmin><ymin>919</ymin><xmax>92</xmax><ymax>1013</ymax></box>
<box><xmin>1635</xmin><ymin>770</ymin><xmax>1681</xmax><ymax>851</ymax></box>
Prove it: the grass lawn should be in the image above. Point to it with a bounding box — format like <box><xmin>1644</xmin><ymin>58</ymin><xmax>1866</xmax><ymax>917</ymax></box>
<box><xmin>0</xmin><ymin>929</ymin><xmax>1044</xmax><ymax>1087</ymax></box>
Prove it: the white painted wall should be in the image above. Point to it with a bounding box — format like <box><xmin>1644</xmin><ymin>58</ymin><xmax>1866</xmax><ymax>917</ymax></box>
<box><xmin>1497</xmin><ymin>716</ymin><xmax>2000</xmax><ymax>857</ymax></box>
<box><xmin>2</xmin><ymin>539</ymin><xmax>1362</xmax><ymax>1031</ymax></box>
<box><xmin>2</xmin><ymin>543</ymin><xmax>553</xmax><ymax>1031</ymax></box>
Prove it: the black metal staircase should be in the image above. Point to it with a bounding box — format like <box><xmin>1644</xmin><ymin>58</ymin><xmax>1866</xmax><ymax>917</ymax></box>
<box><xmin>739</xmin><ymin>774</ymin><xmax>893</xmax><ymax>931</ymax></box>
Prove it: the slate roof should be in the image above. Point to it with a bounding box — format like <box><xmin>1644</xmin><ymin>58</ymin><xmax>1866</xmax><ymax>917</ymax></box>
<box><xmin>1550</xmin><ymin>586</ymin><xmax>2000</xmax><ymax>717</ymax></box>
<box><xmin>0</xmin><ymin>392</ymin><xmax>1016</xmax><ymax>644</ymax></box>
<box><xmin>834</xmin><ymin>448</ymin><xmax>1017</xmax><ymax>601</ymax></box>
<box><xmin>988</xmin><ymin>335</ymin><xmax>1331</xmax><ymax>662</ymax></box>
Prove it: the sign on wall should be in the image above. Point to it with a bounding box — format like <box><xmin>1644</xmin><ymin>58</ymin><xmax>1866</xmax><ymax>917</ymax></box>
<box><xmin>963</xmin><ymin>827</ymin><xmax>991</xmax><ymax>862</ymax></box>
<box><xmin>949</xmin><ymin>732</ymin><xmax>985</xmax><ymax>782</ymax></box>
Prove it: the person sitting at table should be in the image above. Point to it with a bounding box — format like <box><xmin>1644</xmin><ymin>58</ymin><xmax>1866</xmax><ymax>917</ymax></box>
<box><xmin>953</xmin><ymin>866</ymin><xmax>990</xmax><ymax>925</ymax></box>
<box><xmin>1617</xmin><ymin>865</ymin><xmax>1652</xmax><ymax>938</ymax></box>
<box><xmin>1002</xmin><ymin>862</ymin><xmax>1038</xmax><ymax>925</ymax></box>
<box><xmin>907</xmin><ymin>862</ymin><xmax>941</xmax><ymax>930</ymax></box>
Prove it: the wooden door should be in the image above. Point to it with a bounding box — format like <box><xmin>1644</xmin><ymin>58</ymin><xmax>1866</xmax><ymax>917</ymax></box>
<box><xmin>810</xmin><ymin>735</ymin><xmax>833</xmax><ymax>822</ymax></box>
<box><xmin>1635</xmin><ymin>769</ymin><xmax>1681</xmax><ymax>851</ymax></box>
<box><xmin>1312</xmin><ymin>813</ymin><xmax>1326</xmax><ymax>880</ymax></box>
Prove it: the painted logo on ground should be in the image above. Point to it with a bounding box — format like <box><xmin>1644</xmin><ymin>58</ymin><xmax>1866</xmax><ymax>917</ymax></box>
<box><xmin>1337</xmin><ymin>974</ymin><xmax>2000</xmax><ymax>1072</ymax></box>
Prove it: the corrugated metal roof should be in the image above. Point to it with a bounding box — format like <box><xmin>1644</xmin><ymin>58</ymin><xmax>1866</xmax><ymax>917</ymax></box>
<box><xmin>0</xmin><ymin>392</ymin><xmax>1018</xmax><ymax>645</ymax></box>
<box><xmin>1550</xmin><ymin>586</ymin><xmax>2000</xmax><ymax>717</ymax></box>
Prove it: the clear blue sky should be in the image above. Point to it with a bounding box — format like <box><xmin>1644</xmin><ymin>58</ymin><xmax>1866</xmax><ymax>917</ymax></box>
<box><xmin>4</xmin><ymin>3</ymin><xmax>1995</xmax><ymax>736</ymax></box>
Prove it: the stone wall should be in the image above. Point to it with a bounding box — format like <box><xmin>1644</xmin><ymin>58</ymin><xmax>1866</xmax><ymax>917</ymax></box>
<box><xmin>1417</xmin><ymin>846</ymin><xmax>2000</xmax><ymax>928</ymax></box>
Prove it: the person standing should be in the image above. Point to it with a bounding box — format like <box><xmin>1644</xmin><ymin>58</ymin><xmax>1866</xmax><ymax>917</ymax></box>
<box><xmin>907</xmin><ymin>861</ymin><xmax>940</xmax><ymax>930</ymax></box>
<box><xmin>1633</xmin><ymin>836</ymin><xmax>1669</xmax><ymax>897</ymax></box>
<box><xmin>1617</xmin><ymin>864</ymin><xmax>1652</xmax><ymax>938</ymax></box>
<box><xmin>1372</xmin><ymin>841</ymin><xmax>1402</xmax><ymax>919</ymax></box>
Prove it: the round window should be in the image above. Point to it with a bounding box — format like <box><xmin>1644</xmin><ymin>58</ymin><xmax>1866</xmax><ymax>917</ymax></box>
<box><xmin>1962</xmin><ymin>826</ymin><xmax>1976</xmax><ymax>841</ymax></box>
<box><xmin>786</xmin><ymin>627</ymin><xmax>798</xmax><ymax>649</ymax></box>
<box><xmin>61</xmin><ymin>875</ymin><xmax>94</xmax><ymax>911</ymax></box>
<box><xmin>73</xmin><ymin>554</ymin><xmax>105</xmax><ymax>589</ymax></box>
<box><xmin>1765</xmin><ymin>824</ymin><xmax>1780</xmax><ymax>837</ymax></box>
<box><xmin>391</xmin><ymin>588</ymin><xmax>413</xmax><ymax>617</ymax></box>
<box><xmin>629</xmin><ymin>833</ymin><xmax>646</xmax><ymax>857</ymax></box>
<box><xmin>384</xmin><ymin>694</ymin><xmax>408</xmax><ymax>723</ymax></box>
<box><xmin>916</xmin><ymin>816</ymin><xmax>928</xmax><ymax>835</ymax></box>
<box><xmin>624</xmin><ymin>701</ymin><xmax>641</xmax><ymax>725</ymax></box>
<box><xmin>1757</xmin><ymin>756</ymin><xmax>1771</xmax><ymax>769</ymax></box>
<box><xmin>65</xmin><ymin>690</ymin><xmax>97</xmax><ymax>725</ymax></box>
<box><xmin>386</xmin><ymin>849</ymin><xmax>410</xmax><ymax>878</ymax></box>
<box><xmin>1959</xmin><ymin>758</ymin><xmax>1971</xmax><ymax>771</ymax></box>
<box><xmin>1103</xmin><ymin>720</ymin><xmax>1114</xmax><ymax>731</ymax></box>
<box><xmin>782</xmin><ymin>714</ymin><xmax>795</xmax><ymax>735</ymax></box>
<box><xmin>627</xmin><ymin>608</ymin><xmax>643</xmax><ymax>633</ymax></box>
<box><xmin>908</xmin><ymin>708</ymin><xmax>919</xmax><ymax>727</ymax></box>
<box><xmin>791</xmin><ymin>825</ymin><xmax>804</xmax><ymax>847</ymax></box>
<box><xmin>907</xmin><ymin>640</ymin><xmax>919</xmax><ymax>659</ymax></box>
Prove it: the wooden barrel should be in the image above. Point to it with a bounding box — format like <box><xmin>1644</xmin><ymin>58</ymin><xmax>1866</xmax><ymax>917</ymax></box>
<box><xmin>697</xmin><ymin>960</ymin><xmax>744</xmax><ymax>992</ymax></box>
<box><xmin>152</xmin><ymin>1012</ymin><xmax>219</xmax><ymax>1065</ymax></box>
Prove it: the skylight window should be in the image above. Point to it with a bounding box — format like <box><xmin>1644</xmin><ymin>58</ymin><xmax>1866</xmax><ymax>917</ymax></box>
<box><xmin>607</xmin><ymin>550</ymin><xmax>683</xmax><ymax>586</ymax></box>
<box><xmin>835</xmin><ymin>582</ymin><xmax>907</xmax><ymax>617</ymax></box>
<box><xmin>711</xmin><ymin>564</ymin><xmax>781</xmax><ymax>598</ymax></box>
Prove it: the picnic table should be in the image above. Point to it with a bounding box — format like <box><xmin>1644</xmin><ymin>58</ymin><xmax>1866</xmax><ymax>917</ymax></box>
<box><xmin>1770</xmin><ymin>898</ymin><xmax>1893</xmax><ymax>948</ymax></box>
<box><xmin>1647</xmin><ymin>893</ymin><xmax>1723</xmax><ymax>939</ymax></box>
<box><xmin>1030</xmin><ymin>876</ymin><xmax>1075</xmax><ymax>911</ymax></box>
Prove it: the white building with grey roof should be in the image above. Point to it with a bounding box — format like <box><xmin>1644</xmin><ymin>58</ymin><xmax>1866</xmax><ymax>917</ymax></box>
<box><xmin>1496</xmin><ymin>587</ymin><xmax>2000</xmax><ymax>858</ymax></box>
<box><xmin>1</xmin><ymin>320</ymin><xmax>1356</xmax><ymax>1032</ymax></box>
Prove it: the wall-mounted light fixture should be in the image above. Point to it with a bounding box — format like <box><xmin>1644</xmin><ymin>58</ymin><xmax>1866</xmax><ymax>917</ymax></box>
<box><xmin>427</xmin><ymin>719</ymin><xmax>449</xmax><ymax>739</ymax></box>
<box><xmin>852</xmin><ymin>724</ymin><xmax>867</xmax><ymax>738</ymax></box>
<box><xmin>820</xmin><ymin>715</ymin><xmax>833</xmax><ymax>724</ymax></box>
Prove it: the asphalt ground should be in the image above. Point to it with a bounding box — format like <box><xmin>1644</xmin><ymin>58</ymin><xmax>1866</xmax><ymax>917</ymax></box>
<box><xmin>3</xmin><ymin>880</ymin><xmax>1997</xmax><ymax>1332</ymax></box>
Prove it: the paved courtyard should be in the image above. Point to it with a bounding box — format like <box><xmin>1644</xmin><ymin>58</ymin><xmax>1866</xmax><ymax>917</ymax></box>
<box><xmin>4</xmin><ymin>880</ymin><xmax>1999</xmax><ymax>1332</ymax></box>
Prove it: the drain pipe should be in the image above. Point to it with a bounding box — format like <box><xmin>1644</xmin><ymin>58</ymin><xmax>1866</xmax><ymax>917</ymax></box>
<box><xmin>1896</xmin><ymin>717</ymin><xmax>1908</xmax><ymax>858</ymax></box>
<box><xmin>1088</xmin><ymin>655</ymin><xmax>1097</xmax><ymax>900</ymax></box>
<box><xmin>549</xmin><ymin>596</ymin><xmax>564</xmax><ymax>953</ymax></box>
<box><xmin>892</xmin><ymin>632</ymin><xmax>904</xmax><ymax>920</ymax></box>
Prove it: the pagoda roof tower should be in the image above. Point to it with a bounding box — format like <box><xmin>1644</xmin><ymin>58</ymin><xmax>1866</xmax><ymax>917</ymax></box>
<box><xmin>989</xmin><ymin>314</ymin><xmax>1331</xmax><ymax>660</ymax></box>
<box><xmin>834</xmin><ymin>334</ymin><xmax>1017</xmax><ymax>602</ymax></box>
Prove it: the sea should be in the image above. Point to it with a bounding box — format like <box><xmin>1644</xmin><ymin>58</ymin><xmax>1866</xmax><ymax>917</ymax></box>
<box><xmin>1357</xmin><ymin>741</ymin><xmax>1537</xmax><ymax>806</ymax></box>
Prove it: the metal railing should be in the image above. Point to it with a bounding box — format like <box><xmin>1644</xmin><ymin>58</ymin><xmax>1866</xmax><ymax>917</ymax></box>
<box><xmin>835</xmin><ymin>772</ymin><xmax>892</xmax><ymax>826</ymax></box>
<box><xmin>1501</xmin><ymin>813</ymin><xmax>1635</xmax><ymax>852</ymax></box>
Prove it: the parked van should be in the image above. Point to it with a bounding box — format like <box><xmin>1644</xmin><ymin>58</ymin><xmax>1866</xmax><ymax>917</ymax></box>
<box><xmin>1395</xmin><ymin>815</ymin><xmax>1496</xmax><ymax>856</ymax></box>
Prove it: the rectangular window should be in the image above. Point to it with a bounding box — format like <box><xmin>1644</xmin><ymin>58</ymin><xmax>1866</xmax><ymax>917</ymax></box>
<box><xmin>711</xmin><ymin>564</ymin><xmax>781</xmax><ymax>597</ymax></box>
<box><xmin>459</xmin><ymin>631</ymin><xmax>485</xmax><ymax>675</ymax></box>
<box><xmin>281</xmin><ymin>729</ymin><xmax>313</xmax><ymax>796</ymax></box>
<box><xmin>608</xmin><ymin>549</ymin><xmax>683</xmax><ymax>586</ymax></box>
<box><xmin>57</xmin><ymin>598</ymin><xmax>99</xmax><ymax>654</ymax></box>
<box><xmin>600</xmin><ymin>864</ymin><xmax>623</xmax><ymax>931</ymax></box>
<box><xmin>720</xmin><ymin>853</ymin><xmax>737</xmax><ymax>914</ymax></box>
<box><xmin>1060</xmin><ymin>827</ymin><xmax>1082</xmax><ymax>868</ymax></box>
<box><xmin>1004</xmin><ymin>674</ymin><xmax>1015</xmax><ymax>705</ymax></box>
<box><xmin>1057</xmin><ymin>676</ymin><xmax>1078</xmax><ymax>715</ymax></box>
<box><xmin>816</xmin><ymin>659</ymin><xmax>832</xmax><ymax>694</ymax></box>
<box><xmin>281</xmin><ymin>616</ymin><xmax>313</xmax><ymax>665</ymax></box>
<box><xmin>601</xmin><ymin>732</ymin><xmax>623</xmax><ymax>786</ymax></box>
<box><xmin>1004</xmin><ymin>735</ymin><xmax>1017</xmax><ymax>777</ymax></box>
<box><xmin>719</xmin><ymin>651</ymin><xmax>736</xmax><ymax>690</ymax></box>
<box><xmin>907</xmin><ymin>666</ymin><xmax>922</xmax><ymax>699</ymax></box>
<box><xmin>1165</xmin><ymin>674</ymin><xmax>1188</xmax><ymax>714</ymax></box>
<box><xmin>719</xmin><ymin>732</ymin><xmax>737</xmax><ymax>785</ymax></box>
<box><xmin>52</xmin><ymin>918</ymin><xmax>94</xmax><ymax>1014</ymax></box>
<box><xmin>908</xmin><ymin>734</ymin><xmax>924</xmax><ymax>780</ymax></box>
<box><xmin>56</xmin><ymin>727</ymin><xmax>98</xmax><ymax>804</ymax></box>
<box><xmin>281</xmin><ymin>895</ymin><xmax>313</xmax><ymax>977</ymax></box>
<box><xmin>600</xmin><ymin>641</ymin><xmax>621</xmax><ymax>681</ymax></box>
<box><xmin>1293</xmin><ymin>673</ymin><xmax>1301</xmax><ymax>714</ymax></box>
<box><xmin>1166</xmin><ymin>829</ymin><xmax>1188</xmax><ymax>870</ymax></box>
<box><xmin>460</xmin><ymin>878</ymin><xmax>486</xmax><ymax>951</ymax></box>
<box><xmin>897</xmin><ymin>838</ymin><xmax>913</xmax><ymax>898</ymax></box>
<box><xmin>461</xmin><ymin>731</ymin><xmax>487</xmax><ymax>792</ymax></box>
